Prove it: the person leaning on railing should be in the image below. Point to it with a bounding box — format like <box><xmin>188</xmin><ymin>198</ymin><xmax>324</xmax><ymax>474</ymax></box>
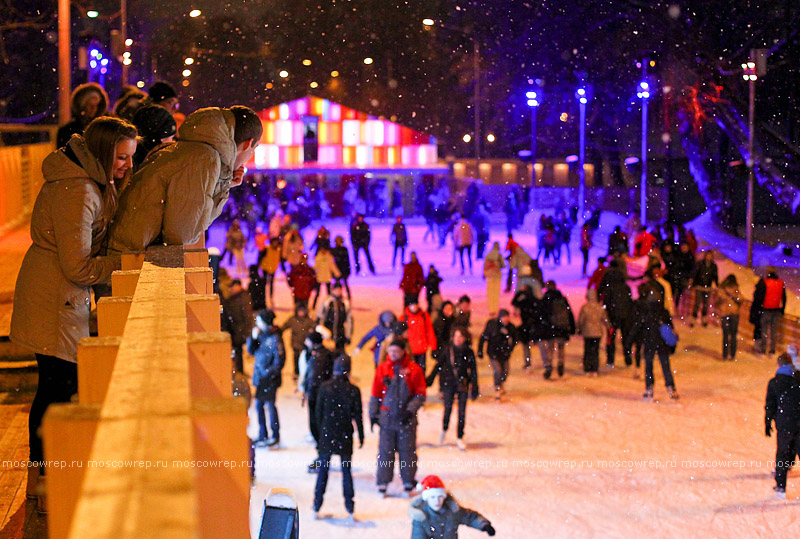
<box><xmin>10</xmin><ymin>117</ymin><xmax>137</xmax><ymax>510</ymax></box>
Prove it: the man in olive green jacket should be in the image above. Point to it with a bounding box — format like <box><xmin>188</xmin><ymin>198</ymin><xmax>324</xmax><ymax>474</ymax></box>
<box><xmin>108</xmin><ymin>106</ymin><xmax>262</xmax><ymax>253</ymax></box>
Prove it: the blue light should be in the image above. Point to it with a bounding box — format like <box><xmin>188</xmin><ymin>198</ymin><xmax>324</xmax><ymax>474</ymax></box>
<box><xmin>100</xmin><ymin>58</ymin><xmax>109</xmax><ymax>66</ymax></box>
<box><xmin>90</xmin><ymin>60</ymin><xmax>97</xmax><ymax>69</ymax></box>
<box><xmin>525</xmin><ymin>91</ymin><xmax>537</xmax><ymax>99</ymax></box>
<box><xmin>90</xmin><ymin>49</ymin><xmax>99</xmax><ymax>58</ymax></box>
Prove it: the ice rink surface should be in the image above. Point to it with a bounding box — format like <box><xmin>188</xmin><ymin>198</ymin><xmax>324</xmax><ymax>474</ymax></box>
<box><xmin>209</xmin><ymin>211</ymin><xmax>799</xmax><ymax>538</ymax></box>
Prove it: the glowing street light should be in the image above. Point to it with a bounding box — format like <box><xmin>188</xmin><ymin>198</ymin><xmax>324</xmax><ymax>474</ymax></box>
<box><xmin>575</xmin><ymin>86</ymin><xmax>590</xmax><ymax>219</ymax></box>
<box><xmin>310</xmin><ymin>81</ymin><xmax>319</xmax><ymax>89</ymax></box>
<box><xmin>422</xmin><ymin>18</ymin><xmax>435</xmax><ymax>27</ymax></box>
<box><xmin>526</xmin><ymin>88</ymin><xmax>541</xmax><ymax>183</ymax></box>
<box><xmin>363</xmin><ymin>57</ymin><xmax>373</xmax><ymax>65</ymax></box>
<box><xmin>486</xmin><ymin>134</ymin><xmax>496</xmax><ymax>143</ymax></box>
<box><xmin>87</xmin><ymin>10</ymin><xmax>99</xmax><ymax>18</ymax></box>
<box><xmin>638</xmin><ymin>77</ymin><xmax>651</xmax><ymax>225</ymax></box>
<box><xmin>182</xmin><ymin>69</ymin><xmax>192</xmax><ymax>77</ymax></box>
<box><xmin>184</xmin><ymin>57</ymin><xmax>194</xmax><ymax>65</ymax></box>
<box><xmin>330</xmin><ymin>70</ymin><xmax>339</xmax><ymax>78</ymax></box>
<box><xmin>125</xmin><ymin>38</ymin><xmax>133</xmax><ymax>47</ymax></box>
<box><xmin>463</xmin><ymin>134</ymin><xmax>472</xmax><ymax>143</ymax></box>
<box><xmin>302</xmin><ymin>59</ymin><xmax>312</xmax><ymax>66</ymax></box>
<box><xmin>189</xmin><ymin>9</ymin><xmax>202</xmax><ymax>18</ymax></box>
<box><xmin>279</xmin><ymin>70</ymin><xmax>288</xmax><ymax>78</ymax></box>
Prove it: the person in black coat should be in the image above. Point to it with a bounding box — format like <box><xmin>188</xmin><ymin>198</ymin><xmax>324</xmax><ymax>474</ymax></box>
<box><xmin>391</xmin><ymin>216</ymin><xmax>409</xmax><ymax>269</ymax></box>
<box><xmin>599</xmin><ymin>260</ymin><xmax>633</xmax><ymax>368</ymax></box>
<box><xmin>427</xmin><ymin>327</ymin><xmax>479</xmax><ymax>449</ymax></box>
<box><xmin>332</xmin><ymin>236</ymin><xmax>352</xmax><ymax>300</ymax></box>
<box><xmin>302</xmin><ymin>331</ymin><xmax>334</xmax><ymax>470</ymax></box>
<box><xmin>542</xmin><ymin>281</ymin><xmax>575</xmax><ymax>378</ymax></box>
<box><xmin>512</xmin><ymin>285</ymin><xmax>536</xmax><ymax>370</ymax></box>
<box><xmin>764</xmin><ymin>352</ymin><xmax>800</xmax><ymax>499</ymax></box>
<box><xmin>478</xmin><ymin>310</ymin><xmax>517</xmax><ymax>399</ymax></box>
<box><xmin>248</xmin><ymin>310</ymin><xmax>285</xmax><ymax>447</ymax></box>
<box><xmin>350</xmin><ymin>214</ymin><xmax>375</xmax><ymax>274</ymax></box>
<box><xmin>625</xmin><ymin>290</ymin><xmax>678</xmax><ymax>400</ymax></box>
<box><xmin>247</xmin><ymin>264</ymin><xmax>267</xmax><ymax>312</ymax></box>
<box><xmin>313</xmin><ymin>355</ymin><xmax>364</xmax><ymax>519</ymax></box>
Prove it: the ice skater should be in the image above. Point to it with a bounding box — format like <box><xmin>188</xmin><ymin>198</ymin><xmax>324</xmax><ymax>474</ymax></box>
<box><xmin>409</xmin><ymin>475</ymin><xmax>495</xmax><ymax>538</ymax></box>
<box><xmin>478</xmin><ymin>309</ymin><xmax>517</xmax><ymax>400</ymax></box>
<box><xmin>764</xmin><ymin>352</ymin><xmax>800</xmax><ymax>500</ymax></box>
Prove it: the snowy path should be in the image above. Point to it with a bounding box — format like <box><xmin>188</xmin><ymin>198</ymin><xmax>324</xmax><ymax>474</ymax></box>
<box><xmin>208</xmin><ymin>214</ymin><xmax>799</xmax><ymax>538</ymax></box>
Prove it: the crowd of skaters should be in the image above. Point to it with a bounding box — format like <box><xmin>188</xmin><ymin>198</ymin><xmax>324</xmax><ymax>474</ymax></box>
<box><xmin>9</xmin><ymin>74</ymin><xmax>799</xmax><ymax>531</ymax></box>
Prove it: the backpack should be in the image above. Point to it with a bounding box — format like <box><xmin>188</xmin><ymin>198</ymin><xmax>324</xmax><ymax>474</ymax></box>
<box><xmin>659</xmin><ymin>324</ymin><xmax>679</xmax><ymax>347</ymax></box>
<box><xmin>551</xmin><ymin>297</ymin><xmax>571</xmax><ymax>330</ymax></box>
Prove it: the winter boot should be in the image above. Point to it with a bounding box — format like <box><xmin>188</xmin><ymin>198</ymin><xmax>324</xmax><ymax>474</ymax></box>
<box><xmin>543</xmin><ymin>366</ymin><xmax>553</xmax><ymax>380</ymax></box>
<box><xmin>456</xmin><ymin>438</ymin><xmax>467</xmax><ymax>451</ymax></box>
<box><xmin>773</xmin><ymin>486</ymin><xmax>786</xmax><ymax>499</ymax></box>
<box><xmin>557</xmin><ymin>363</ymin><xmax>564</xmax><ymax>377</ymax></box>
<box><xmin>378</xmin><ymin>485</ymin><xmax>388</xmax><ymax>498</ymax></box>
<box><xmin>667</xmin><ymin>387</ymin><xmax>679</xmax><ymax>400</ymax></box>
<box><xmin>266</xmin><ymin>436</ymin><xmax>280</xmax><ymax>448</ymax></box>
<box><xmin>643</xmin><ymin>387</ymin><xmax>654</xmax><ymax>401</ymax></box>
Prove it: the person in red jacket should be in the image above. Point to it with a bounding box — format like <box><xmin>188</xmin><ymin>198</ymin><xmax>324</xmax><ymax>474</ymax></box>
<box><xmin>753</xmin><ymin>267</ymin><xmax>787</xmax><ymax>354</ymax></box>
<box><xmin>369</xmin><ymin>339</ymin><xmax>426</xmax><ymax>496</ymax></box>
<box><xmin>633</xmin><ymin>227</ymin><xmax>656</xmax><ymax>257</ymax></box>
<box><xmin>400</xmin><ymin>252</ymin><xmax>425</xmax><ymax>307</ymax></box>
<box><xmin>287</xmin><ymin>254</ymin><xmax>317</xmax><ymax>309</ymax></box>
<box><xmin>587</xmin><ymin>256</ymin><xmax>607</xmax><ymax>291</ymax></box>
<box><xmin>402</xmin><ymin>298</ymin><xmax>437</xmax><ymax>372</ymax></box>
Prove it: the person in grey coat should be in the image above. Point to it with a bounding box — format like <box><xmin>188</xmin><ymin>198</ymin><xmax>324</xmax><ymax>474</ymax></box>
<box><xmin>577</xmin><ymin>289</ymin><xmax>610</xmax><ymax>375</ymax></box>
<box><xmin>409</xmin><ymin>475</ymin><xmax>495</xmax><ymax>538</ymax></box>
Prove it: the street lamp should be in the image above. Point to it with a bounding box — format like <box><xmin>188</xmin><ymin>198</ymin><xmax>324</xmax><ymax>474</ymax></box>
<box><xmin>423</xmin><ymin>18</ymin><xmax>481</xmax><ymax>166</ymax></box>
<box><xmin>526</xmin><ymin>89</ymin><xmax>540</xmax><ymax>184</ymax></box>
<box><xmin>575</xmin><ymin>87</ymin><xmax>589</xmax><ymax>219</ymax></box>
<box><xmin>637</xmin><ymin>79</ymin><xmax>650</xmax><ymax>225</ymax></box>
<box><xmin>743</xmin><ymin>55</ymin><xmax>758</xmax><ymax>267</ymax></box>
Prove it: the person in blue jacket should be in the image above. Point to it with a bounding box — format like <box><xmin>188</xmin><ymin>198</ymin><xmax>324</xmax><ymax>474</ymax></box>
<box><xmin>353</xmin><ymin>310</ymin><xmax>397</xmax><ymax>367</ymax></box>
<box><xmin>248</xmin><ymin>309</ymin><xmax>285</xmax><ymax>448</ymax></box>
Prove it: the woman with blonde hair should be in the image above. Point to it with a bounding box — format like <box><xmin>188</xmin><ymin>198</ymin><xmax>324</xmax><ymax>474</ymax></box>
<box><xmin>11</xmin><ymin>116</ymin><xmax>136</xmax><ymax>507</ymax></box>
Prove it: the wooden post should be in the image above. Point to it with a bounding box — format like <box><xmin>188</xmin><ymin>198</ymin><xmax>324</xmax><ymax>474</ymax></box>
<box><xmin>188</xmin><ymin>333</ymin><xmax>233</xmax><ymax>398</ymax></box>
<box><xmin>77</xmin><ymin>336</ymin><xmax>120</xmax><ymax>405</ymax></box>
<box><xmin>96</xmin><ymin>296</ymin><xmax>132</xmax><ymax>337</ymax></box>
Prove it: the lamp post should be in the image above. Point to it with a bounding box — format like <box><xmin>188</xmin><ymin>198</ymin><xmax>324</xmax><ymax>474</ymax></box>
<box><xmin>637</xmin><ymin>76</ymin><xmax>651</xmax><ymax>226</ymax></box>
<box><xmin>526</xmin><ymin>90</ymin><xmax>540</xmax><ymax>184</ymax></box>
<box><xmin>576</xmin><ymin>87</ymin><xmax>588</xmax><ymax>220</ymax></box>
<box><xmin>58</xmin><ymin>0</ymin><xmax>71</xmax><ymax>124</ymax></box>
<box><xmin>743</xmin><ymin>55</ymin><xmax>758</xmax><ymax>268</ymax></box>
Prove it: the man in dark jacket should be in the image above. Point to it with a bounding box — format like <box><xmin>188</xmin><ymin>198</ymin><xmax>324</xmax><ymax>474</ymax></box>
<box><xmin>331</xmin><ymin>235</ymin><xmax>352</xmax><ymax>300</ymax></box>
<box><xmin>689</xmin><ymin>250</ymin><xmax>718</xmax><ymax>327</ymax></box>
<box><xmin>542</xmin><ymin>280</ymin><xmax>576</xmax><ymax>378</ymax></box>
<box><xmin>316</xmin><ymin>284</ymin><xmax>353</xmax><ymax>353</ymax></box>
<box><xmin>427</xmin><ymin>327</ymin><xmax>479</xmax><ymax>449</ymax></box>
<box><xmin>478</xmin><ymin>310</ymin><xmax>517</xmax><ymax>399</ymax></box>
<box><xmin>765</xmin><ymin>353</ymin><xmax>800</xmax><ymax>499</ymax></box>
<box><xmin>222</xmin><ymin>279</ymin><xmax>253</xmax><ymax>373</ymax></box>
<box><xmin>599</xmin><ymin>260</ymin><xmax>633</xmax><ymax>368</ymax></box>
<box><xmin>409</xmin><ymin>475</ymin><xmax>495</xmax><ymax>539</ymax></box>
<box><xmin>302</xmin><ymin>331</ymin><xmax>334</xmax><ymax>470</ymax></box>
<box><xmin>400</xmin><ymin>252</ymin><xmax>425</xmax><ymax>307</ymax></box>
<box><xmin>248</xmin><ymin>310</ymin><xmax>285</xmax><ymax>447</ymax></box>
<box><xmin>370</xmin><ymin>339</ymin><xmax>427</xmax><ymax>496</ymax></box>
<box><xmin>313</xmin><ymin>355</ymin><xmax>364</xmax><ymax>520</ymax></box>
<box><xmin>391</xmin><ymin>216</ymin><xmax>409</xmax><ymax>269</ymax></box>
<box><xmin>512</xmin><ymin>285</ymin><xmax>536</xmax><ymax>370</ymax></box>
<box><xmin>753</xmin><ymin>268</ymin><xmax>787</xmax><ymax>354</ymax></box>
<box><xmin>625</xmin><ymin>290</ymin><xmax>679</xmax><ymax>401</ymax></box>
<box><xmin>279</xmin><ymin>304</ymin><xmax>316</xmax><ymax>380</ymax></box>
<box><xmin>350</xmin><ymin>214</ymin><xmax>376</xmax><ymax>274</ymax></box>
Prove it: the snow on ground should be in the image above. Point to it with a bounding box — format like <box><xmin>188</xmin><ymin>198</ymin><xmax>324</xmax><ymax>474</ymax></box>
<box><xmin>208</xmin><ymin>212</ymin><xmax>799</xmax><ymax>538</ymax></box>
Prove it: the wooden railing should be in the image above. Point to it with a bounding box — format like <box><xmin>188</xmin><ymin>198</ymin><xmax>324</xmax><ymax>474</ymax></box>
<box><xmin>42</xmin><ymin>244</ymin><xmax>249</xmax><ymax>538</ymax></box>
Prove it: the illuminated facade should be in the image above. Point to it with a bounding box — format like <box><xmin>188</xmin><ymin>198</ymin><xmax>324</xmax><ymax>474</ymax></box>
<box><xmin>249</xmin><ymin>96</ymin><xmax>446</xmax><ymax>174</ymax></box>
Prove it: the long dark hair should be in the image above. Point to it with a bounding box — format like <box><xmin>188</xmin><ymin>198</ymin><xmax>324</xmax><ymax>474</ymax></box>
<box><xmin>84</xmin><ymin>116</ymin><xmax>137</xmax><ymax>232</ymax></box>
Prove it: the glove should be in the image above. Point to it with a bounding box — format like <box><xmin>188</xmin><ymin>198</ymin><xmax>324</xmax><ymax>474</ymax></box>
<box><xmin>400</xmin><ymin>409</ymin><xmax>414</xmax><ymax>424</ymax></box>
<box><xmin>482</xmin><ymin>523</ymin><xmax>496</xmax><ymax>536</ymax></box>
<box><xmin>765</xmin><ymin>423</ymin><xmax>772</xmax><ymax>437</ymax></box>
<box><xmin>370</xmin><ymin>418</ymin><xmax>379</xmax><ymax>432</ymax></box>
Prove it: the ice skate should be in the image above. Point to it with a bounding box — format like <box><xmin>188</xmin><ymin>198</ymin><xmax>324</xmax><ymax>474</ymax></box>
<box><xmin>773</xmin><ymin>486</ymin><xmax>786</xmax><ymax>499</ymax></box>
<box><xmin>667</xmin><ymin>387</ymin><xmax>680</xmax><ymax>400</ymax></box>
<box><xmin>557</xmin><ymin>363</ymin><xmax>564</xmax><ymax>377</ymax></box>
<box><xmin>345</xmin><ymin>512</ymin><xmax>356</xmax><ymax>524</ymax></box>
<box><xmin>495</xmin><ymin>387</ymin><xmax>502</xmax><ymax>402</ymax></box>
<box><xmin>456</xmin><ymin>437</ymin><xmax>467</xmax><ymax>451</ymax></box>
<box><xmin>378</xmin><ymin>485</ymin><xmax>388</xmax><ymax>498</ymax></box>
<box><xmin>643</xmin><ymin>388</ymin><xmax>654</xmax><ymax>401</ymax></box>
<box><xmin>543</xmin><ymin>366</ymin><xmax>553</xmax><ymax>380</ymax></box>
<box><xmin>439</xmin><ymin>430</ymin><xmax>446</xmax><ymax>445</ymax></box>
<box><xmin>312</xmin><ymin>509</ymin><xmax>321</xmax><ymax>520</ymax></box>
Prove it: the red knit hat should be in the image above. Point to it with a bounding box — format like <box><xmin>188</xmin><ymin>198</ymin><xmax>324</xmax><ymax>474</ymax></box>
<box><xmin>418</xmin><ymin>475</ymin><xmax>446</xmax><ymax>500</ymax></box>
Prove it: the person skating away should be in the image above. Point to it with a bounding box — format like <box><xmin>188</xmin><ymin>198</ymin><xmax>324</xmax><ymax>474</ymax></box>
<box><xmin>280</xmin><ymin>304</ymin><xmax>317</xmax><ymax>380</ymax></box>
<box><xmin>753</xmin><ymin>267</ymin><xmax>787</xmax><ymax>355</ymax></box>
<box><xmin>312</xmin><ymin>225</ymin><xmax>331</xmax><ymax>255</ymax></box>
<box><xmin>409</xmin><ymin>475</ymin><xmax>496</xmax><ymax>539</ymax></box>
<box><xmin>350</xmin><ymin>213</ymin><xmax>376</xmax><ymax>275</ymax></box>
<box><xmin>221</xmin><ymin>279</ymin><xmax>253</xmax><ymax>374</ymax></box>
<box><xmin>625</xmin><ymin>288</ymin><xmax>679</xmax><ymax>401</ymax></box>
<box><xmin>400</xmin><ymin>252</ymin><xmax>425</xmax><ymax>307</ymax></box>
<box><xmin>542</xmin><ymin>280</ymin><xmax>576</xmax><ymax>378</ymax></box>
<box><xmin>331</xmin><ymin>236</ymin><xmax>353</xmax><ymax>300</ymax></box>
<box><xmin>249</xmin><ymin>310</ymin><xmax>285</xmax><ymax>448</ymax></box>
<box><xmin>354</xmin><ymin>311</ymin><xmax>397</xmax><ymax>367</ymax></box>
<box><xmin>426</xmin><ymin>327</ymin><xmax>479</xmax><ymax>450</ymax></box>
<box><xmin>316</xmin><ymin>283</ymin><xmax>353</xmax><ymax>354</ymax></box>
<box><xmin>224</xmin><ymin>219</ymin><xmax>247</xmax><ymax>278</ymax></box>
<box><xmin>478</xmin><ymin>309</ymin><xmax>517</xmax><ymax>400</ymax></box>
<box><xmin>715</xmin><ymin>274</ymin><xmax>742</xmax><ymax>361</ymax></box>
<box><xmin>599</xmin><ymin>259</ymin><xmax>634</xmax><ymax>368</ymax></box>
<box><xmin>108</xmin><ymin>106</ymin><xmax>261</xmax><ymax>254</ymax></box>
<box><xmin>512</xmin><ymin>284</ymin><xmax>537</xmax><ymax>371</ymax></box>
<box><xmin>286</xmin><ymin>254</ymin><xmax>317</xmax><ymax>309</ymax></box>
<box><xmin>580</xmin><ymin>222</ymin><xmax>594</xmax><ymax>277</ymax></box>
<box><xmin>504</xmin><ymin>234</ymin><xmax>520</xmax><ymax>292</ymax></box>
<box><xmin>454</xmin><ymin>295</ymin><xmax>472</xmax><ymax>329</ymax></box>
<box><xmin>764</xmin><ymin>352</ymin><xmax>800</xmax><ymax>500</ymax></box>
<box><xmin>578</xmin><ymin>289</ymin><xmax>610</xmax><ymax>376</ymax></box>
<box><xmin>313</xmin><ymin>355</ymin><xmax>364</xmax><ymax>522</ymax></box>
<box><xmin>402</xmin><ymin>298</ymin><xmax>437</xmax><ymax>372</ymax></box>
<box><xmin>258</xmin><ymin>238</ymin><xmax>281</xmax><ymax>308</ymax></box>
<box><xmin>299</xmin><ymin>331</ymin><xmax>334</xmax><ymax>472</ymax></box>
<box><xmin>586</xmin><ymin>256</ymin><xmax>607</xmax><ymax>292</ymax></box>
<box><xmin>391</xmin><ymin>216</ymin><xmax>408</xmax><ymax>269</ymax></box>
<box><xmin>688</xmin><ymin>250</ymin><xmax>718</xmax><ymax>327</ymax></box>
<box><xmin>369</xmin><ymin>339</ymin><xmax>427</xmax><ymax>497</ymax></box>
<box><xmin>311</xmin><ymin>246</ymin><xmax>341</xmax><ymax>309</ymax></box>
<box><xmin>424</xmin><ymin>265</ymin><xmax>444</xmax><ymax>314</ymax></box>
<box><xmin>484</xmin><ymin>243</ymin><xmax>505</xmax><ymax>317</ymax></box>
<box><xmin>247</xmin><ymin>265</ymin><xmax>267</xmax><ymax>312</ymax></box>
<box><xmin>453</xmin><ymin>216</ymin><xmax>474</xmax><ymax>275</ymax></box>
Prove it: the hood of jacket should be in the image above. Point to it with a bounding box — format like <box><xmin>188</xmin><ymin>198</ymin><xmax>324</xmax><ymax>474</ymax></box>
<box><xmin>379</xmin><ymin>310</ymin><xmax>397</xmax><ymax>327</ymax></box>
<box><xmin>42</xmin><ymin>135</ymin><xmax>108</xmax><ymax>186</ymax></box>
<box><xmin>177</xmin><ymin>107</ymin><xmax>237</xmax><ymax>181</ymax></box>
<box><xmin>408</xmin><ymin>494</ymin><xmax>459</xmax><ymax>522</ymax></box>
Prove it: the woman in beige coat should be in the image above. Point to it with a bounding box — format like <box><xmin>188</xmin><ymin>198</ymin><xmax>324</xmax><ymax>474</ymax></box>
<box><xmin>11</xmin><ymin>117</ymin><xmax>136</xmax><ymax>501</ymax></box>
<box><xmin>483</xmin><ymin>243</ymin><xmax>505</xmax><ymax>316</ymax></box>
<box><xmin>311</xmin><ymin>246</ymin><xmax>341</xmax><ymax>309</ymax></box>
